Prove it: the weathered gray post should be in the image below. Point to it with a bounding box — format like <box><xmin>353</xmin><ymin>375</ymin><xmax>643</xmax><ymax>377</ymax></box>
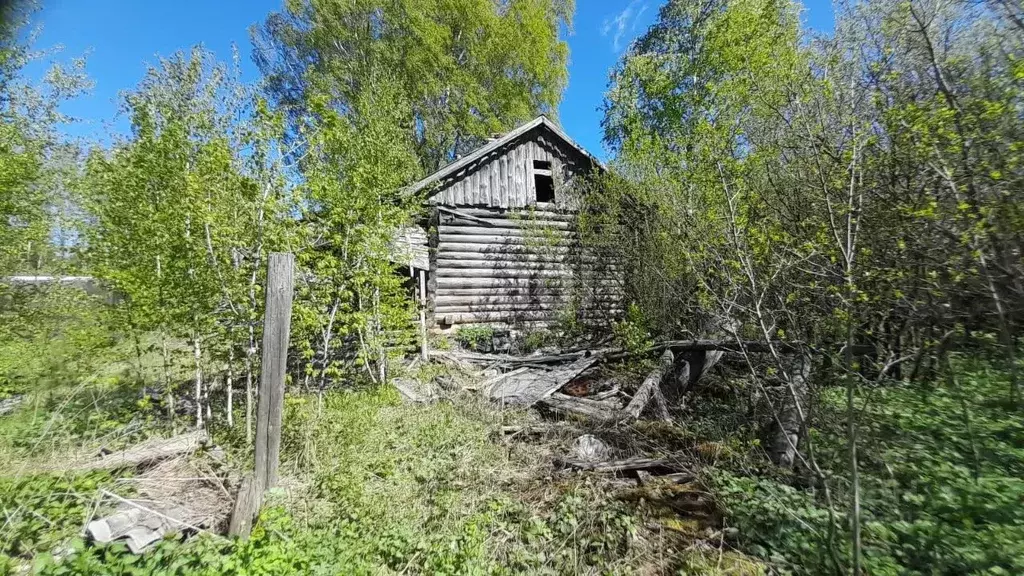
<box><xmin>254</xmin><ymin>252</ymin><xmax>293</xmax><ymax>490</ymax></box>
<box><xmin>230</xmin><ymin>252</ymin><xmax>293</xmax><ymax>538</ymax></box>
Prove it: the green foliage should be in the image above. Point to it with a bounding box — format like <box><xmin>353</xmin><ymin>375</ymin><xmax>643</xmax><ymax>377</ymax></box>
<box><xmin>0</xmin><ymin>471</ymin><xmax>114</xmax><ymax>569</ymax></box>
<box><xmin>0</xmin><ymin>286</ymin><xmax>114</xmax><ymax>398</ymax></box>
<box><xmin>255</xmin><ymin>0</ymin><xmax>573</xmax><ymax>171</ymax></box>
<box><xmin>612</xmin><ymin>303</ymin><xmax>653</xmax><ymax>355</ymax></box>
<box><xmin>82</xmin><ymin>47</ymin><xmax>289</xmax><ymax>347</ymax></box>
<box><xmin>454</xmin><ymin>325</ymin><xmax>494</xmax><ymax>351</ymax></box>
<box><xmin>290</xmin><ymin>72</ymin><xmax>421</xmax><ymax>387</ymax></box>
<box><xmin>710</xmin><ymin>352</ymin><xmax>1024</xmax><ymax>575</ymax></box>
<box><xmin>0</xmin><ymin>4</ymin><xmax>90</xmax><ymax>278</ymax></box>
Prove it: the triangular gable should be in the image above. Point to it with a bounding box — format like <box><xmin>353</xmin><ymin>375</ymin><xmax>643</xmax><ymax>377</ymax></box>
<box><xmin>404</xmin><ymin>115</ymin><xmax>603</xmax><ymax>198</ymax></box>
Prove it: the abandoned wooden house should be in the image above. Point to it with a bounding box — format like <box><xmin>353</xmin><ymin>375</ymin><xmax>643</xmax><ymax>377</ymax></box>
<box><xmin>394</xmin><ymin>115</ymin><xmax>622</xmax><ymax>334</ymax></box>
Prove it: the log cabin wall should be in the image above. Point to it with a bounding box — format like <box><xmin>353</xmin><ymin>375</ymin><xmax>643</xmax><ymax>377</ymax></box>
<box><xmin>430</xmin><ymin>206</ymin><xmax>623</xmax><ymax>329</ymax></box>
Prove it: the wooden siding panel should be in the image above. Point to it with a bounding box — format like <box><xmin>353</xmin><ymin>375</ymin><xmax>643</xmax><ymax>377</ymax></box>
<box><xmin>526</xmin><ymin>141</ymin><xmax>535</xmax><ymax>205</ymax></box>
<box><xmin>482</xmin><ymin>162</ymin><xmax>491</xmax><ymax>206</ymax></box>
<box><xmin>491</xmin><ymin>157</ymin><xmax>500</xmax><ymax>206</ymax></box>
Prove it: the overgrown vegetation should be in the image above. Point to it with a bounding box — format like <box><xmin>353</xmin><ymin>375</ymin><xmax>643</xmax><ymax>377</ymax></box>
<box><xmin>579</xmin><ymin>0</ymin><xmax>1024</xmax><ymax>572</ymax></box>
<box><xmin>2</xmin><ymin>0</ymin><xmax>1023</xmax><ymax>573</ymax></box>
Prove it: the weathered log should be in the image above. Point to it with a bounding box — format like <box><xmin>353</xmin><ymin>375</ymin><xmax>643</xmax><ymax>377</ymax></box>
<box><xmin>436</xmin><ymin>258</ymin><xmax>618</xmax><ymax>271</ymax></box>
<box><xmin>499</xmin><ymin>423</ymin><xmax>560</xmax><ymax>437</ymax></box>
<box><xmin>437</xmin><ymin>206</ymin><xmax>494</xmax><ymax>226</ymax></box>
<box><xmin>624</xmin><ymin>350</ymin><xmax>675</xmax><ymax>419</ymax></box>
<box><xmin>256</xmin><ymin>252</ymin><xmax>293</xmax><ymax>491</ymax></box>
<box><xmin>539</xmin><ymin>393</ymin><xmax>624</xmax><ymax>422</ymax></box>
<box><xmin>437</xmin><ymin>251</ymin><xmax>606</xmax><ymax>264</ymax></box>
<box><xmin>433</xmin><ymin>349</ymin><xmax>606</xmax><ymax>366</ymax></box>
<box><xmin>392</xmin><ymin>378</ymin><xmax>439</xmax><ymax>404</ymax></box>
<box><xmin>438</xmin><ymin>231</ymin><xmax>573</xmax><ymax>242</ymax></box>
<box><xmin>475</xmin><ymin>367</ymin><xmax>530</xmax><ymax>393</ymax></box>
<box><xmin>437</xmin><ymin>268</ymin><xmax>572</xmax><ymax>279</ymax></box>
<box><xmin>438</xmin><ymin>242</ymin><xmax>574</xmax><ymax>255</ymax></box>
<box><xmin>435</xmin><ymin>259</ymin><xmax>574</xmax><ymax>271</ymax></box>
<box><xmin>555</xmin><ymin>456</ymin><xmax>687</xmax><ymax>475</ymax></box>
<box><xmin>435</xmin><ymin>301</ymin><xmax>622</xmax><ymax>315</ymax></box>
<box><xmin>435</xmin><ymin>294</ymin><xmax>567</xmax><ymax>306</ymax></box>
<box><xmin>440</xmin><ymin>225</ymin><xmax>576</xmax><ymax>238</ymax></box>
<box><xmin>442</xmin><ymin>206</ymin><xmax>576</xmax><ymax>221</ymax></box>
<box><xmin>659</xmin><ymin>340</ymin><xmax>799</xmax><ymax>354</ymax></box>
<box><xmin>435</xmin><ymin>276</ymin><xmax>567</xmax><ymax>288</ymax></box>
<box><xmin>435</xmin><ymin>286</ymin><xmax>624</xmax><ymax>298</ymax></box>
<box><xmin>66</xmin><ymin>431</ymin><xmax>208</xmax><ymax>472</ymax></box>
<box><xmin>439</xmin><ymin>310</ymin><xmax>622</xmax><ymax>325</ymax></box>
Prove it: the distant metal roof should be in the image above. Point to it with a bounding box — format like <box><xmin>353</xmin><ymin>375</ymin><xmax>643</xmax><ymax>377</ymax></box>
<box><xmin>404</xmin><ymin>115</ymin><xmax>604</xmax><ymax>197</ymax></box>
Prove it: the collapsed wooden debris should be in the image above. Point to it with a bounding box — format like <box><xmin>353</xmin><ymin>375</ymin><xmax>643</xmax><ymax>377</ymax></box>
<box><xmin>555</xmin><ymin>456</ymin><xmax>690</xmax><ymax>477</ymax></box>
<box><xmin>539</xmin><ymin>393</ymin><xmax>623</xmax><ymax>422</ymax></box>
<box><xmin>623</xmin><ymin>350</ymin><xmax>674</xmax><ymax>421</ymax></box>
<box><xmin>84</xmin><ymin>444</ymin><xmax>232</xmax><ymax>553</ymax></box>
<box><xmin>60</xmin><ymin>430</ymin><xmax>209</xmax><ymax>473</ymax></box>
<box><xmin>393</xmin><ymin>378</ymin><xmax>440</xmax><ymax>404</ymax></box>
<box><xmin>0</xmin><ymin>394</ymin><xmax>24</xmax><ymax>416</ymax></box>
<box><xmin>464</xmin><ymin>338</ymin><xmax>773</xmax><ymax>424</ymax></box>
<box><xmin>487</xmin><ymin>355</ymin><xmax>601</xmax><ymax>406</ymax></box>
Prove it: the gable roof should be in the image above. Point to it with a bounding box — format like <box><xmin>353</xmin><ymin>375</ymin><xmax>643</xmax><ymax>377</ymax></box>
<box><xmin>404</xmin><ymin>115</ymin><xmax>604</xmax><ymax>196</ymax></box>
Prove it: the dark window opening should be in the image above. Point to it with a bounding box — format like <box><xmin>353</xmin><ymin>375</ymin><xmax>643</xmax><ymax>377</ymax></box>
<box><xmin>533</xmin><ymin>160</ymin><xmax>554</xmax><ymax>203</ymax></box>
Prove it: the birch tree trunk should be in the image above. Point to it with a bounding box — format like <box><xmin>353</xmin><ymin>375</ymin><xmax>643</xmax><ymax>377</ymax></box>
<box><xmin>226</xmin><ymin>344</ymin><xmax>234</xmax><ymax>427</ymax></box>
<box><xmin>246</xmin><ymin>323</ymin><xmax>255</xmax><ymax>445</ymax></box>
<box><xmin>193</xmin><ymin>336</ymin><xmax>204</xmax><ymax>429</ymax></box>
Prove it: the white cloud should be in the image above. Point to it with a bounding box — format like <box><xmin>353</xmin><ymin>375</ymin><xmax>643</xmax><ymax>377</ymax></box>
<box><xmin>600</xmin><ymin>0</ymin><xmax>649</xmax><ymax>52</ymax></box>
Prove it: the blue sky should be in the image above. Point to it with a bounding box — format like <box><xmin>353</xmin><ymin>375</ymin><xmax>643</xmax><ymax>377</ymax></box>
<box><xmin>27</xmin><ymin>0</ymin><xmax>836</xmax><ymax>158</ymax></box>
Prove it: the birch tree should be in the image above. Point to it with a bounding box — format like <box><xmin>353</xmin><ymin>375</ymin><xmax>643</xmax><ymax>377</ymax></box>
<box><xmin>83</xmin><ymin>47</ymin><xmax>293</xmax><ymax>432</ymax></box>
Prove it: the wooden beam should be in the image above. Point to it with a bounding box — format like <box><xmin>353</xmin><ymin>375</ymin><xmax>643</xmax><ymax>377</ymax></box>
<box><xmin>449</xmin><ymin>206</ymin><xmax>575</xmax><ymax>221</ymax></box>
<box><xmin>439</xmin><ymin>234</ymin><xmax>575</xmax><ymax>246</ymax></box>
<box><xmin>434</xmin><ymin>286</ymin><xmax>624</xmax><ymax>297</ymax></box>
<box><xmin>436</xmin><ymin>276</ymin><xmax>619</xmax><ymax>288</ymax></box>
<box><xmin>438</xmin><ymin>243</ymin><xmax>574</xmax><ymax>255</ymax></box>
<box><xmin>255</xmin><ymin>252</ymin><xmax>294</xmax><ymax>492</ymax></box>
<box><xmin>440</xmin><ymin>225</ymin><xmax>575</xmax><ymax>237</ymax></box>
<box><xmin>437</xmin><ymin>268</ymin><xmax>571</xmax><ymax>279</ymax></box>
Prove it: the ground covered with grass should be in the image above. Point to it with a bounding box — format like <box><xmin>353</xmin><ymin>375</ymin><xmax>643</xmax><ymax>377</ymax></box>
<box><xmin>2</xmin><ymin>296</ymin><xmax>1022</xmax><ymax>575</ymax></box>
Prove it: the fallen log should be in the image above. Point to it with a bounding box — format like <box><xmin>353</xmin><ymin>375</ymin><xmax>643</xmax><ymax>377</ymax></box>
<box><xmin>539</xmin><ymin>393</ymin><xmax>624</xmax><ymax>422</ymax></box>
<box><xmin>431</xmin><ymin>349</ymin><xmax>603</xmax><ymax>367</ymax></box>
<box><xmin>555</xmin><ymin>456</ymin><xmax>687</xmax><ymax>476</ymax></box>
<box><xmin>475</xmin><ymin>367</ymin><xmax>530</xmax><ymax>394</ymax></box>
<box><xmin>392</xmin><ymin>378</ymin><xmax>439</xmax><ymax>404</ymax></box>
<box><xmin>624</xmin><ymin>350</ymin><xmax>674</xmax><ymax>420</ymax></box>
<box><xmin>66</xmin><ymin>431</ymin><xmax>208</xmax><ymax>473</ymax></box>
<box><xmin>228</xmin><ymin>474</ymin><xmax>261</xmax><ymax>540</ymax></box>
<box><xmin>499</xmin><ymin>423</ymin><xmax>562</xmax><ymax>436</ymax></box>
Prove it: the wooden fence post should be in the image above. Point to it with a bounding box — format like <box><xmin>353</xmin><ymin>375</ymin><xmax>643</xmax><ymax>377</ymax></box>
<box><xmin>230</xmin><ymin>252</ymin><xmax>294</xmax><ymax>538</ymax></box>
